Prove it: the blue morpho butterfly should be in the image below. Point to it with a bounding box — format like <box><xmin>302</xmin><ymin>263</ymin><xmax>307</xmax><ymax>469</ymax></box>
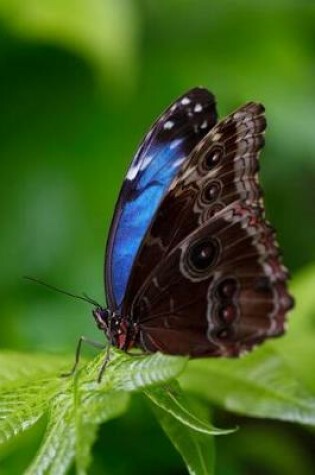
<box><xmin>65</xmin><ymin>87</ymin><xmax>294</xmax><ymax>380</ymax></box>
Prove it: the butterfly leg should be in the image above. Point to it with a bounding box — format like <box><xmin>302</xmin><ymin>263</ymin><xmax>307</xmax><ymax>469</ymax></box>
<box><xmin>97</xmin><ymin>343</ymin><xmax>111</xmax><ymax>383</ymax></box>
<box><xmin>61</xmin><ymin>336</ymin><xmax>106</xmax><ymax>378</ymax></box>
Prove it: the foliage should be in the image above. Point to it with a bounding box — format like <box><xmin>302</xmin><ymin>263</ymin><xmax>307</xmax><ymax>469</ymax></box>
<box><xmin>1</xmin><ymin>0</ymin><xmax>315</xmax><ymax>473</ymax></box>
<box><xmin>1</xmin><ymin>264</ymin><xmax>315</xmax><ymax>474</ymax></box>
<box><xmin>0</xmin><ymin>350</ymin><xmax>222</xmax><ymax>474</ymax></box>
<box><xmin>0</xmin><ymin>0</ymin><xmax>138</xmax><ymax>84</ymax></box>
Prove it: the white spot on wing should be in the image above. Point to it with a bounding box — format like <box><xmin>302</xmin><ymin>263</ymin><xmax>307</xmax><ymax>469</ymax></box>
<box><xmin>172</xmin><ymin>157</ymin><xmax>185</xmax><ymax>168</ymax></box>
<box><xmin>194</xmin><ymin>103</ymin><xmax>202</xmax><ymax>112</ymax></box>
<box><xmin>181</xmin><ymin>97</ymin><xmax>191</xmax><ymax>105</ymax></box>
<box><xmin>127</xmin><ymin>154</ymin><xmax>153</xmax><ymax>180</ymax></box>
<box><xmin>200</xmin><ymin>120</ymin><xmax>208</xmax><ymax>129</ymax></box>
<box><xmin>126</xmin><ymin>160</ymin><xmax>142</xmax><ymax>180</ymax></box>
<box><xmin>164</xmin><ymin>120</ymin><xmax>174</xmax><ymax>130</ymax></box>
<box><xmin>212</xmin><ymin>132</ymin><xmax>222</xmax><ymax>141</ymax></box>
<box><xmin>170</xmin><ymin>138</ymin><xmax>183</xmax><ymax>150</ymax></box>
<box><xmin>140</xmin><ymin>154</ymin><xmax>153</xmax><ymax>170</ymax></box>
<box><xmin>146</xmin><ymin>128</ymin><xmax>153</xmax><ymax>141</ymax></box>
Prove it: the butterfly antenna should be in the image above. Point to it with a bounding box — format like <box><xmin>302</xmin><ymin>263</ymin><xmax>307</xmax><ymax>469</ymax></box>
<box><xmin>81</xmin><ymin>292</ymin><xmax>101</xmax><ymax>307</ymax></box>
<box><xmin>23</xmin><ymin>276</ymin><xmax>101</xmax><ymax>307</ymax></box>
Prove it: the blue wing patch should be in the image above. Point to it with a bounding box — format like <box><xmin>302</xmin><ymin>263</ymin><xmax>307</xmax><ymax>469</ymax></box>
<box><xmin>105</xmin><ymin>87</ymin><xmax>218</xmax><ymax>309</ymax></box>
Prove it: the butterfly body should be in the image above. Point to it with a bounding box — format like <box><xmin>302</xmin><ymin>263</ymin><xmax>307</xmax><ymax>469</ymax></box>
<box><xmin>96</xmin><ymin>87</ymin><xmax>293</xmax><ymax>359</ymax></box>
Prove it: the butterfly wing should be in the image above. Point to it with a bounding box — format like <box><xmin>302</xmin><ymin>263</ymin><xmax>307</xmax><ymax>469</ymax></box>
<box><xmin>105</xmin><ymin>87</ymin><xmax>217</xmax><ymax>310</ymax></box>
<box><xmin>122</xmin><ymin>102</ymin><xmax>293</xmax><ymax>356</ymax></box>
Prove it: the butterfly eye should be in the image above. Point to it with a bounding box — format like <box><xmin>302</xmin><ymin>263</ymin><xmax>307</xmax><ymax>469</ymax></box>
<box><xmin>202</xmin><ymin>145</ymin><xmax>223</xmax><ymax>172</ymax></box>
<box><xmin>202</xmin><ymin>181</ymin><xmax>221</xmax><ymax>203</ymax></box>
<box><xmin>187</xmin><ymin>238</ymin><xmax>219</xmax><ymax>272</ymax></box>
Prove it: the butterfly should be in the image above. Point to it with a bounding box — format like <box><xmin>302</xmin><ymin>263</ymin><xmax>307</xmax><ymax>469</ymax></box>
<box><xmin>90</xmin><ymin>87</ymin><xmax>294</xmax><ymax>374</ymax></box>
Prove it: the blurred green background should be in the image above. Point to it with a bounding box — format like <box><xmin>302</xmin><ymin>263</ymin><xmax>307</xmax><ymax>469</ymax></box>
<box><xmin>1</xmin><ymin>0</ymin><xmax>315</xmax><ymax>474</ymax></box>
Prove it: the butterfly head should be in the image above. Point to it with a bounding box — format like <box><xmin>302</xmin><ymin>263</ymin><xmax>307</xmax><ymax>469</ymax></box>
<box><xmin>92</xmin><ymin>307</ymin><xmax>138</xmax><ymax>350</ymax></box>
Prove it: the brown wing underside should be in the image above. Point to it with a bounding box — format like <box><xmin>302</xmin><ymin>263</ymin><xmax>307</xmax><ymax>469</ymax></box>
<box><xmin>122</xmin><ymin>102</ymin><xmax>293</xmax><ymax>356</ymax></box>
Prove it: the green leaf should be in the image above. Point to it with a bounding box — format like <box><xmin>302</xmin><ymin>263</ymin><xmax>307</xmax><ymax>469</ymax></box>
<box><xmin>25</xmin><ymin>387</ymin><xmax>129</xmax><ymax>475</ymax></box>
<box><xmin>180</xmin><ymin>344</ymin><xmax>315</xmax><ymax>426</ymax></box>
<box><xmin>145</xmin><ymin>381</ymin><xmax>232</xmax><ymax>435</ymax></box>
<box><xmin>0</xmin><ymin>352</ymin><xmax>69</xmax><ymax>446</ymax></box>
<box><xmin>146</xmin><ymin>381</ymin><xmax>233</xmax><ymax>475</ymax></box>
<box><xmin>112</xmin><ymin>351</ymin><xmax>187</xmax><ymax>392</ymax></box>
<box><xmin>82</xmin><ymin>350</ymin><xmax>188</xmax><ymax>393</ymax></box>
<box><xmin>275</xmin><ymin>265</ymin><xmax>315</xmax><ymax>393</ymax></box>
<box><xmin>25</xmin><ymin>394</ymin><xmax>75</xmax><ymax>475</ymax></box>
<box><xmin>0</xmin><ymin>348</ymin><xmax>188</xmax><ymax>474</ymax></box>
<box><xmin>151</xmin><ymin>403</ymin><xmax>215</xmax><ymax>475</ymax></box>
<box><xmin>0</xmin><ymin>351</ymin><xmax>71</xmax><ymax>387</ymax></box>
